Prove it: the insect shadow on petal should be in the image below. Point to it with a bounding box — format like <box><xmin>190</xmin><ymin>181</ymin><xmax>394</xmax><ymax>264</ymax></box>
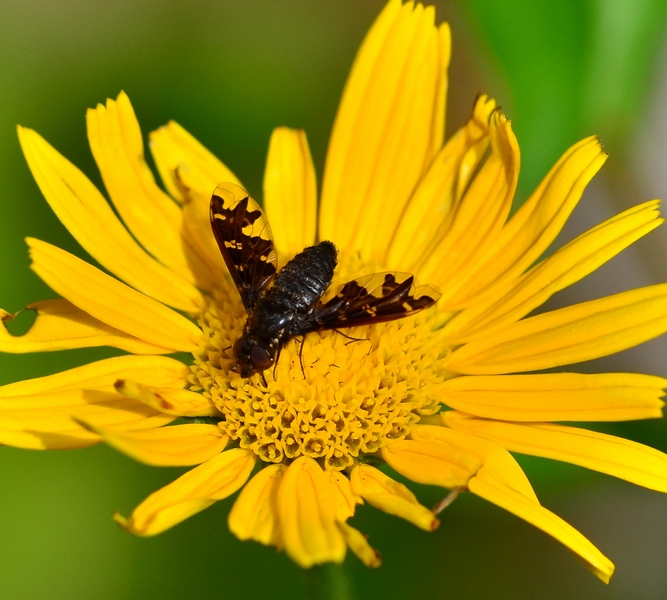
<box><xmin>210</xmin><ymin>182</ymin><xmax>441</xmax><ymax>380</ymax></box>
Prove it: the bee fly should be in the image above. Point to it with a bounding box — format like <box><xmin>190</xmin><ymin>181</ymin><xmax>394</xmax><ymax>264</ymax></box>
<box><xmin>210</xmin><ymin>183</ymin><xmax>441</xmax><ymax>379</ymax></box>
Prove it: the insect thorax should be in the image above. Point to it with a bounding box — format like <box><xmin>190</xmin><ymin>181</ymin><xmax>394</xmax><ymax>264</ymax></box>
<box><xmin>246</xmin><ymin>241</ymin><xmax>338</xmax><ymax>337</ymax></box>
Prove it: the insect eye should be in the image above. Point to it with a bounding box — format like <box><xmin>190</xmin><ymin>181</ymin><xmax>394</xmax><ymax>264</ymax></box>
<box><xmin>250</xmin><ymin>345</ymin><xmax>273</xmax><ymax>369</ymax></box>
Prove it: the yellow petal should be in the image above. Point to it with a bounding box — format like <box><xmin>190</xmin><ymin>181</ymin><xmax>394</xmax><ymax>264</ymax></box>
<box><xmin>440</xmin><ymin>373</ymin><xmax>666</xmax><ymax>422</ymax></box>
<box><xmin>444</xmin><ymin>411</ymin><xmax>667</xmax><ymax>493</ymax></box>
<box><xmin>17</xmin><ymin>125</ymin><xmax>202</xmax><ymax>313</ymax></box>
<box><xmin>411</xmin><ymin>424</ymin><xmax>537</xmax><ymax>502</ymax></box>
<box><xmin>320</xmin><ymin>0</ymin><xmax>448</xmax><ymax>261</ymax></box>
<box><xmin>328</xmin><ymin>470</ymin><xmax>362</xmax><ymax>521</ymax></box>
<box><xmin>0</xmin><ymin>300</ymin><xmax>171</xmax><ymax>355</ymax></box>
<box><xmin>349</xmin><ymin>464</ymin><xmax>439</xmax><ymax>531</ymax></box>
<box><xmin>445</xmin><ymin>200</ymin><xmax>662</xmax><ymax>342</ymax></box>
<box><xmin>445</xmin><ymin>284</ymin><xmax>667</xmax><ymax>374</ymax></box>
<box><xmin>0</xmin><ymin>427</ymin><xmax>98</xmax><ymax>449</ymax></box>
<box><xmin>180</xmin><ymin>188</ymin><xmax>227</xmax><ymax>292</ymax></box>
<box><xmin>115</xmin><ymin>448</ymin><xmax>255</xmax><ymax>536</ymax></box>
<box><xmin>381</xmin><ymin>439</ymin><xmax>481</xmax><ymax>488</ymax></box>
<box><xmin>449</xmin><ymin>136</ymin><xmax>608</xmax><ymax>307</ymax></box>
<box><xmin>0</xmin><ymin>428</ymin><xmax>100</xmax><ymax>450</ymax></box>
<box><xmin>337</xmin><ymin>522</ymin><xmax>381</xmax><ymax>568</ymax></box>
<box><xmin>277</xmin><ymin>456</ymin><xmax>346</xmax><ymax>567</ymax></box>
<box><xmin>86</xmin><ymin>92</ymin><xmax>193</xmax><ymax>280</ymax></box>
<box><xmin>78</xmin><ymin>421</ymin><xmax>228</xmax><ymax>466</ymax></box>
<box><xmin>114</xmin><ymin>379</ymin><xmax>219</xmax><ymax>417</ymax></box>
<box><xmin>0</xmin><ymin>393</ymin><xmax>175</xmax><ymax>450</ymax></box>
<box><xmin>27</xmin><ymin>238</ymin><xmax>201</xmax><ymax>353</ymax></box>
<box><xmin>263</xmin><ymin>127</ymin><xmax>317</xmax><ymax>257</ymax></box>
<box><xmin>387</xmin><ymin>94</ymin><xmax>496</xmax><ymax>271</ymax></box>
<box><xmin>0</xmin><ymin>354</ymin><xmax>185</xmax><ymax>449</ymax></box>
<box><xmin>469</xmin><ymin>466</ymin><xmax>614</xmax><ymax>583</ymax></box>
<box><xmin>149</xmin><ymin>120</ymin><xmax>240</xmax><ymax>203</ymax></box>
<box><xmin>229</xmin><ymin>464</ymin><xmax>285</xmax><ymax>547</ymax></box>
<box><xmin>149</xmin><ymin>121</ymin><xmax>240</xmax><ymax>289</ymax></box>
<box><xmin>431</xmin><ymin>22</ymin><xmax>451</xmax><ymax>158</ymax></box>
<box><xmin>0</xmin><ymin>355</ymin><xmax>189</xmax><ymax>397</ymax></box>
<box><xmin>420</xmin><ymin>112</ymin><xmax>519</xmax><ymax>301</ymax></box>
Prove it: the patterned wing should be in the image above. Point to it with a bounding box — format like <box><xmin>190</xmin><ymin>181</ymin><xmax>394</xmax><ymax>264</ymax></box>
<box><xmin>302</xmin><ymin>272</ymin><xmax>440</xmax><ymax>332</ymax></box>
<box><xmin>210</xmin><ymin>183</ymin><xmax>278</xmax><ymax>310</ymax></box>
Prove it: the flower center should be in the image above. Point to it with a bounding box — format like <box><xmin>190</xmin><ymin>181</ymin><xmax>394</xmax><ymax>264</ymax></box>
<box><xmin>190</xmin><ymin>254</ymin><xmax>449</xmax><ymax>470</ymax></box>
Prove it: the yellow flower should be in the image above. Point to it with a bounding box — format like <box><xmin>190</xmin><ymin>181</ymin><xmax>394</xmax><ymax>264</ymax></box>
<box><xmin>3</xmin><ymin>0</ymin><xmax>667</xmax><ymax>582</ymax></box>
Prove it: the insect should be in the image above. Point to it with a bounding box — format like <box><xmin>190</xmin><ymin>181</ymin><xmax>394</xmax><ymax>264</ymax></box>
<box><xmin>210</xmin><ymin>182</ymin><xmax>441</xmax><ymax>379</ymax></box>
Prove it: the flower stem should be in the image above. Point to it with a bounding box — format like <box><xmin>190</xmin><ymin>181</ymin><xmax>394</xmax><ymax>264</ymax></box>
<box><xmin>303</xmin><ymin>563</ymin><xmax>356</xmax><ymax>600</ymax></box>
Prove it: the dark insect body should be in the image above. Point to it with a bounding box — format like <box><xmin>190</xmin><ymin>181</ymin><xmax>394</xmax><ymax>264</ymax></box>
<box><xmin>210</xmin><ymin>183</ymin><xmax>441</xmax><ymax>379</ymax></box>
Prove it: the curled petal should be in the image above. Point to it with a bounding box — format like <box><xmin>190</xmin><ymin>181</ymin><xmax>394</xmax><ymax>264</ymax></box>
<box><xmin>149</xmin><ymin>120</ymin><xmax>242</xmax><ymax>290</ymax></box>
<box><xmin>115</xmin><ymin>448</ymin><xmax>255</xmax><ymax>536</ymax></box>
<box><xmin>338</xmin><ymin>522</ymin><xmax>381</xmax><ymax>568</ymax></box>
<box><xmin>277</xmin><ymin>457</ymin><xmax>346</xmax><ymax>567</ymax></box>
<box><xmin>349</xmin><ymin>464</ymin><xmax>439</xmax><ymax>531</ymax></box>
<box><xmin>388</xmin><ymin>94</ymin><xmax>496</xmax><ymax>271</ymax></box>
<box><xmin>450</xmin><ymin>136</ymin><xmax>608</xmax><ymax>307</ymax></box>
<box><xmin>149</xmin><ymin>120</ymin><xmax>241</xmax><ymax>203</ymax></box>
<box><xmin>422</xmin><ymin>111</ymin><xmax>519</xmax><ymax>299</ymax></box>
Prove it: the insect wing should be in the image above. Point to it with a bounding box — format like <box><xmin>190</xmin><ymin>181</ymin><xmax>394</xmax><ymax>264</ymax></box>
<box><xmin>305</xmin><ymin>272</ymin><xmax>440</xmax><ymax>331</ymax></box>
<box><xmin>210</xmin><ymin>183</ymin><xmax>278</xmax><ymax>310</ymax></box>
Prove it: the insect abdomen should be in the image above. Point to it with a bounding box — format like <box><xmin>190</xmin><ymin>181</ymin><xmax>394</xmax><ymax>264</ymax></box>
<box><xmin>269</xmin><ymin>241</ymin><xmax>338</xmax><ymax>313</ymax></box>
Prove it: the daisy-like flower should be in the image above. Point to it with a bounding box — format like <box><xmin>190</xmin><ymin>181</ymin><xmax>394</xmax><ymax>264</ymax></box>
<box><xmin>3</xmin><ymin>0</ymin><xmax>667</xmax><ymax>583</ymax></box>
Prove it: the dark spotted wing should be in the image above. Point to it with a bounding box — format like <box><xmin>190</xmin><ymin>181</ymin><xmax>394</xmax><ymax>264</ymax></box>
<box><xmin>301</xmin><ymin>272</ymin><xmax>440</xmax><ymax>332</ymax></box>
<box><xmin>210</xmin><ymin>183</ymin><xmax>278</xmax><ymax>310</ymax></box>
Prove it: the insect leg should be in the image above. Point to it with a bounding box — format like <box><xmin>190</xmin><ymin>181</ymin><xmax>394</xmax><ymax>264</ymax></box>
<box><xmin>333</xmin><ymin>328</ymin><xmax>367</xmax><ymax>344</ymax></box>
<box><xmin>298</xmin><ymin>337</ymin><xmax>306</xmax><ymax>379</ymax></box>
<box><xmin>272</xmin><ymin>347</ymin><xmax>282</xmax><ymax>381</ymax></box>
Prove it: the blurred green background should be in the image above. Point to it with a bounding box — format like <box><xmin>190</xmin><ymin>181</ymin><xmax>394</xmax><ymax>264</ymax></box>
<box><xmin>1</xmin><ymin>1</ymin><xmax>667</xmax><ymax>598</ymax></box>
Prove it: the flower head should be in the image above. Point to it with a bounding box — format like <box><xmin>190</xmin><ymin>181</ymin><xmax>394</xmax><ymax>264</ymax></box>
<box><xmin>3</xmin><ymin>0</ymin><xmax>667</xmax><ymax>582</ymax></box>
